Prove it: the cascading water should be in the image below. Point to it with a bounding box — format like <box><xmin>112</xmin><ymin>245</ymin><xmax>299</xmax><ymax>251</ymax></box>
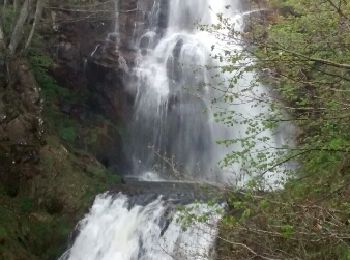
<box><xmin>127</xmin><ymin>0</ymin><xmax>238</xmax><ymax>182</ymax></box>
<box><xmin>60</xmin><ymin>1</ymin><xmax>294</xmax><ymax>259</ymax></box>
<box><xmin>60</xmin><ymin>194</ymin><xmax>222</xmax><ymax>260</ymax></box>
<box><xmin>126</xmin><ymin>0</ymin><xmax>291</xmax><ymax>185</ymax></box>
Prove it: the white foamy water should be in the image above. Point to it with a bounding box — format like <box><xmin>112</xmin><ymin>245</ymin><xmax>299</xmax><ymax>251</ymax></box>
<box><xmin>60</xmin><ymin>194</ymin><xmax>222</xmax><ymax>260</ymax></box>
<box><xmin>127</xmin><ymin>0</ymin><xmax>293</xmax><ymax>186</ymax></box>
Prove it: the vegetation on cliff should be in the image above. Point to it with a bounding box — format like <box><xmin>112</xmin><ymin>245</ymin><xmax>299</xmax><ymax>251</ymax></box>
<box><xmin>216</xmin><ymin>0</ymin><xmax>350</xmax><ymax>259</ymax></box>
<box><xmin>0</xmin><ymin>0</ymin><xmax>122</xmax><ymax>259</ymax></box>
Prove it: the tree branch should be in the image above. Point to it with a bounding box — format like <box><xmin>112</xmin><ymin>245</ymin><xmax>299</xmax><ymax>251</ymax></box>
<box><xmin>276</xmin><ymin>46</ymin><xmax>350</xmax><ymax>70</ymax></box>
<box><xmin>325</xmin><ymin>0</ymin><xmax>350</xmax><ymax>22</ymax></box>
<box><xmin>25</xmin><ymin>0</ymin><xmax>45</xmax><ymax>51</ymax></box>
<box><xmin>217</xmin><ymin>235</ymin><xmax>281</xmax><ymax>260</ymax></box>
<box><xmin>8</xmin><ymin>0</ymin><xmax>33</xmax><ymax>55</ymax></box>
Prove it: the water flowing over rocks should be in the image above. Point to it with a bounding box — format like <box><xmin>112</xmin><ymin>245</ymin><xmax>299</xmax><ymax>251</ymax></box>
<box><xmin>58</xmin><ymin>0</ymin><xmax>295</xmax><ymax>259</ymax></box>
<box><xmin>60</xmin><ymin>193</ymin><xmax>223</xmax><ymax>260</ymax></box>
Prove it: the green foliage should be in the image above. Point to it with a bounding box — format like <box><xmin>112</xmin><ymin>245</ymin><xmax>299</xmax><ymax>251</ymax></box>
<box><xmin>0</xmin><ymin>2</ymin><xmax>124</xmax><ymax>259</ymax></box>
<box><xmin>29</xmin><ymin>44</ymin><xmax>81</xmax><ymax>146</ymax></box>
<box><xmin>29</xmin><ymin>49</ymin><xmax>67</xmax><ymax>103</ymax></box>
<box><xmin>2</xmin><ymin>7</ymin><xmax>17</xmax><ymax>36</ymax></box>
<box><xmin>281</xmin><ymin>224</ymin><xmax>294</xmax><ymax>239</ymax></box>
<box><xmin>212</xmin><ymin>0</ymin><xmax>350</xmax><ymax>259</ymax></box>
<box><xmin>59</xmin><ymin>126</ymin><xmax>78</xmax><ymax>143</ymax></box>
<box><xmin>106</xmin><ymin>172</ymin><xmax>122</xmax><ymax>186</ymax></box>
<box><xmin>210</xmin><ymin>0</ymin><xmax>350</xmax><ymax>190</ymax></box>
<box><xmin>343</xmin><ymin>248</ymin><xmax>350</xmax><ymax>260</ymax></box>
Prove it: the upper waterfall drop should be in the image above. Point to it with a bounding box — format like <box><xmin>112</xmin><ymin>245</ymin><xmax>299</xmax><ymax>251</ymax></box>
<box><xmin>122</xmin><ymin>0</ymin><xmax>293</xmax><ymax>187</ymax></box>
<box><xmin>126</xmin><ymin>0</ymin><xmax>257</xmax><ymax>184</ymax></box>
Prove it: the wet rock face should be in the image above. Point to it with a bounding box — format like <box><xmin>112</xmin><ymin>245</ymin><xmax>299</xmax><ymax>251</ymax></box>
<box><xmin>49</xmin><ymin>0</ymin><xmax>171</xmax><ymax>122</ymax></box>
<box><xmin>118</xmin><ymin>0</ymin><xmax>169</xmax><ymax>63</ymax></box>
<box><xmin>118</xmin><ymin>0</ymin><xmax>139</xmax><ymax>49</ymax></box>
<box><xmin>49</xmin><ymin>0</ymin><xmax>135</xmax><ymax>120</ymax></box>
<box><xmin>112</xmin><ymin>180</ymin><xmax>223</xmax><ymax>206</ymax></box>
<box><xmin>0</xmin><ymin>61</ymin><xmax>42</xmax><ymax>143</ymax></box>
<box><xmin>51</xmin><ymin>5</ymin><xmax>115</xmax><ymax>90</ymax></box>
<box><xmin>85</xmin><ymin>37</ymin><xmax>130</xmax><ymax>121</ymax></box>
<box><xmin>167</xmin><ymin>38</ymin><xmax>184</xmax><ymax>82</ymax></box>
<box><xmin>47</xmin><ymin>2</ymin><xmax>130</xmax><ymax>171</ymax></box>
<box><xmin>45</xmin><ymin>0</ymin><xmax>172</xmax><ymax>172</ymax></box>
<box><xmin>241</xmin><ymin>9</ymin><xmax>275</xmax><ymax>32</ymax></box>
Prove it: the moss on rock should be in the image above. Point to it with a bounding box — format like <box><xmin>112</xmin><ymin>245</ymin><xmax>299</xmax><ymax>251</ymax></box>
<box><xmin>0</xmin><ymin>135</ymin><xmax>120</xmax><ymax>259</ymax></box>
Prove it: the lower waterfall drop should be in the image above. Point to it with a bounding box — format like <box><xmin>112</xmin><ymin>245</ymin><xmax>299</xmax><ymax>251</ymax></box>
<box><xmin>59</xmin><ymin>194</ymin><xmax>222</xmax><ymax>260</ymax></box>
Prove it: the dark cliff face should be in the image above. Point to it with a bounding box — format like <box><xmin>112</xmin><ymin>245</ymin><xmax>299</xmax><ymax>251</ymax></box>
<box><xmin>48</xmin><ymin>0</ymin><xmax>172</xmax><ymax>172</ymax></box>
<box><xmin>51</xmin><ymin>1</ymin><xmax>118</xmax><ymax>114</ymax></box>
<box><xmin>0</xmin><ymin>0</ymin><xmax>173</xmax><ymax>258</ymax></box>
<box><xmin>0</xmin><ymin>60</ymin><xmax>42</xmax><ymax>197</ymax></box>
<box><xmin>0</xmin><ymin>1</ymin><xmax>141</xmax><ymax>258</ymax></box>
<box><xmin>50</xmin><ymin>0</ymin><xmax>159</xmax><ymax>121</ymax></box>
<box><xmin>48</xmin><ymin>1</ymin><xmax>130</xmax><ymax>171</ymax></box>
<box><xmin>118</xmin><ymin>0</ymin><xmax>169</xmax><ymax>54</ymax></box>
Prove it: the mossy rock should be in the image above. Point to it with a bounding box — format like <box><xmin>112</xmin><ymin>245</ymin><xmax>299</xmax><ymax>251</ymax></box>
<box><xmin>0</xmin><ymin>135</ymin><xmax>121</xmax><ymax>259</ymax></box>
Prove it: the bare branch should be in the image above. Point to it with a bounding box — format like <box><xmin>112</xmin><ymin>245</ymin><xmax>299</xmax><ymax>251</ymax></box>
<box><xmin>8</xmin><ymin>0</ymin><xmax>33</xmax><ymax>55</ymax></box>
<box><xmin>25</xmin><ymin>0</ymin><xmax>45</xmax><ymax>51</ymax></box>
<box><xmin>274</xmin><ymin>46</ymin><xmax>350</xmax><ymax>70</ymax></box>
<box><xmin>325</xmin><ymin>0</ymin><xmax>350</xmax><ymax>22</ymax></box>
<box><xmin>217</xmin><ymin>235</ymin><xmax>282</xmax><ymax>260</ymax></box>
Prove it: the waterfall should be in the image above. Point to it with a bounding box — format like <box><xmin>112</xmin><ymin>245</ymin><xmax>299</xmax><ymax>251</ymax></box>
<box><xmin>60</xmin><ymin>194</ymin><xmax>222</xmax><ymax>260</ymax></box>
<box><xmin>127</xmin><ymin>0</ymin><xmax>235</xmax><ymax>182</ymax></box>
<box><xmin>60</xmin><ymin>1</ymin><xmax>295</xmax><ymax>259</ymax></box>
<box><xmin>125</xmin><ymin>0</ymin><xmax>291</xmax><ymax>185</ymax></box>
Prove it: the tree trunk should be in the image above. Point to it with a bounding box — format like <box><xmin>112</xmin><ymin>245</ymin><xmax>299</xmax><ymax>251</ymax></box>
<box><xmin>0</xmin><ymin>24</ymin><xmax>5</xmax><ymax>51</ymax></box>
<box><xmin>2</xmin><ymin>1</ymin><xmax>8</xmax><ymax>28</ymax></box>
<box><xmin>0</xmin><ymin>19</ymin><xmax>6</xmax><ymax>52</ymax></box>
<box><xmin>8</xmin><ymin>0</ymin><xmax>32</xmax><ymax>55</ymax></box>
<box><xmin>13</xmin><ymin>0</ymin><xmax>20</xmax><ymax>11</ymax></box>
<box><xmin>25</xmin><ymin>0</ymin><xmax>44</xmax><ymax>51</ymax></box>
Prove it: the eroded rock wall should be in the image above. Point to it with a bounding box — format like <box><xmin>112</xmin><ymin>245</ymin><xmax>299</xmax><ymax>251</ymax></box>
<box><xmin>48</xmin><ymin>0</ymin><xmax>129</xmax><ymax>170</ymax></box>
<box><xmin>48</xmin><ymin>0</ymin><xmax>171</xmax><ymax>171</ymax></box>
<box><xmin>0</xmin><ymin>60</ymin><xmax>42</xmax><ymax>197</ymax></box>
